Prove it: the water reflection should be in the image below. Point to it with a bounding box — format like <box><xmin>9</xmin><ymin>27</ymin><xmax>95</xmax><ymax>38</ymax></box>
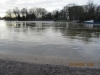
<box><xmin>0</xmin><ymin>21</ymin><xmax>100</xmax><ymax>60</ymax></box>
<box><xmin>53</xmin><ymin>23</ymin><xmax>100</xmax><ymax>42</ymax></box>
<box><xmin>3</xmin><ymin>21</ymin><xmax>100</xmax><ymax>43</ymax></box>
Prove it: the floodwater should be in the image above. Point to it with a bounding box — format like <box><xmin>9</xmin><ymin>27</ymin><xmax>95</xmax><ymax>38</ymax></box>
<box><xmin>0</xmin><ymin>20</ymin><xmax>100</xmax><ymax>61</ymax></box>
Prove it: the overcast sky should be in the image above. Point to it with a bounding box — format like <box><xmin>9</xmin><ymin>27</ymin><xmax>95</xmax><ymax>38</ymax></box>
<box><xmin>0</xmin><ymin>0</ymin><xmax>100</xmax><ymax>17</ymax></box>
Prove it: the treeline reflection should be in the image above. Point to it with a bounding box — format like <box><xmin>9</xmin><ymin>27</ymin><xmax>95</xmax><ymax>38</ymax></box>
<box><xmin>6</xmin><ymin>21</ymin><xmax>100</xmax><ymax>42</ymax></box>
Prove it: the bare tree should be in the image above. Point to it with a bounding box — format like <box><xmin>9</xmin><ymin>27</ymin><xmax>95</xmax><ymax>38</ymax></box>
<box><xmin>13</xmin><ymin>7</ymin><xmax>20</xmax><ymax>18</ymax></box>
<box><xmin>95</xmin><ymin>5</ymin><xmax>100</xmax><ymax>20</ymax></box>
<box><xmin>5</xmin><ymin>9</ymin><xmax>13</xmax><ymax>20</ymax></box>
<box><xmin>21</xmin><ymin>8</ymin><xmax>28</xmax><ymax>17</ymax></box>
<box><xmin>29</xmin><ymin>8</ymin><xmax>47</xmax><ymax>18</ymax></box>
<box><xmin>6</xmin><ymin>9</ymin><xmax>12</xmax><ymax>18</ymax></box>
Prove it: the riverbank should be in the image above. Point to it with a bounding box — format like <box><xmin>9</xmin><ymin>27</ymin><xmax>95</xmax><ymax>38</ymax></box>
<box><xmin>0</xmin><ymin>52</ymin><xmax>100</xmax><ymax>75</ymax></box>
<box><xmin>0</xmin><ymin>52</ymin><xmax>100</xmax><ymax>68</ymax></box>
<box><xmin>0</xmin><ymin>59</ymin><xmax>100</xmax><ymax>75</ymax></box>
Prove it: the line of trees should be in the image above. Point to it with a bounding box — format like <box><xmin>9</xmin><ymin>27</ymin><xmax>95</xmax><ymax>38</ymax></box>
<box><xmin>59</xmin><ymin>1</ymin><xmax>100</xmax><ymax>21</ymax></box>
<box><xmin>3</xmin><ymin>7</ymin><xmax>54</xmax><ymax>21</ymax></box>
<box><xmin>3</xmin><ymin>1</ymin><xmax>100</xmax><ymax>21</ymax></box>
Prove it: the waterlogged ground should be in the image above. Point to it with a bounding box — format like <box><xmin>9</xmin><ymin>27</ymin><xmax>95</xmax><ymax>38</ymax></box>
<box><xmin>0</xmin><ymin>20</ymin><xmax>100</xmax><ymax>64</ymax></box>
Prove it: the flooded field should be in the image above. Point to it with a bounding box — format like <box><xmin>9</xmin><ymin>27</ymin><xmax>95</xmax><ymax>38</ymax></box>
<box><xmin>0</xmin><ymin>20</ymin><xmax>100</xmax><ymax>63</ymax></box>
